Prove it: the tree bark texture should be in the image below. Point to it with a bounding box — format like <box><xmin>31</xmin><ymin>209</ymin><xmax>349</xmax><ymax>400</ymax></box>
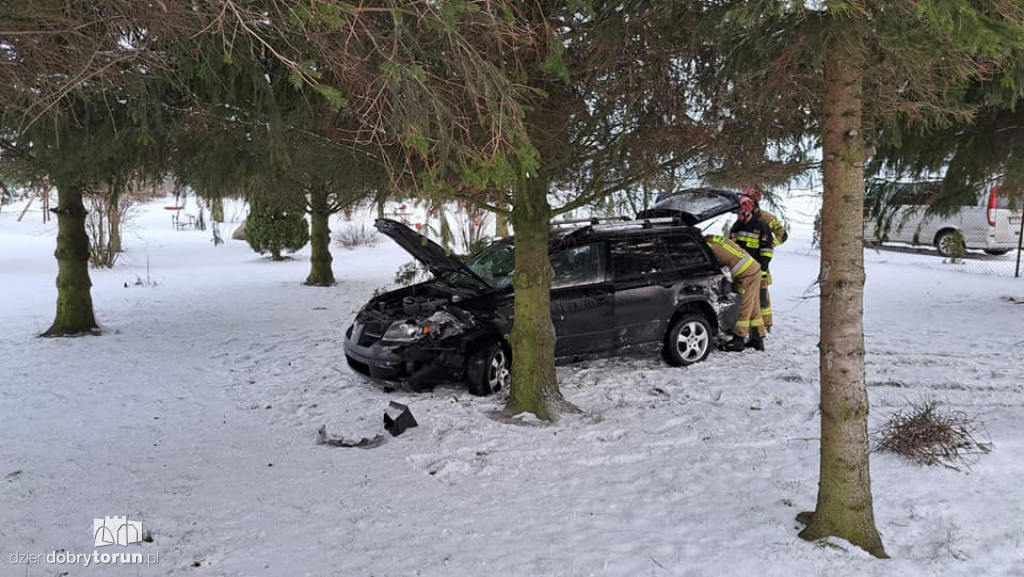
<box><xmin>212</xmin><ymin>197</ymin><xmax>225</xmax><ymax>223</ymax></box>
<box><xmin>799</xmin><ymin>25</ymin><xmax>887</xmax><ymax>559</ymax></box>
<box><xmin>306</xmin><ymin>187</ymin><xmax>335</xmax><ymax>286</ymax></box>
<box><xmin>108</xmin><ymin>181</ymin><xmax>122</xmax><ymax>255</ymax></box>
<box><xmin>504</xmin><ymin>174</ymin><xmax>574</xmax><ymax>420</ymax></box>
<box><xmin>43</xmin><ymin>183</ymin><xmax>99</xmax><ymax>336</ymax></box>
<box><xmin>495</xmin><ymin>205</ymin><xmax>510</xmax><ymax>238</ymax></box>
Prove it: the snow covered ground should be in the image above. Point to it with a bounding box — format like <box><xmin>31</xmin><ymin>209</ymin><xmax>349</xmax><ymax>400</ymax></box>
<box><xmin>2</xmin><ymin>194</ymin><xmax>1024</xmax><ymax>576</ymax></box>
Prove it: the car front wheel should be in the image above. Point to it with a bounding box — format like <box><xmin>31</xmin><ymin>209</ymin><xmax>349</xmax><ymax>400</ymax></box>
<box><xmin>935</xmin><ymin>230</ymin><xmax>965</xmax><ymax>257</ymax></box>
<box><xmin>466</xmin><ymin>341</ymin><xmax>511</xmax><ymax>396</ymax></box>
<box><xmin>663</xmin><ymin>314</ymin><xmax>712</xmax><ymax>367</ymax></box>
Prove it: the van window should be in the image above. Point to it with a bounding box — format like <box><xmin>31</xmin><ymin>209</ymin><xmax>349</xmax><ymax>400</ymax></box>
<box><xmin>611</xmin><ymin>237</ymin><xmax>672</xmax><ymax>279</ymax></box>
<box><xmin>610</xmin><ymin>234</ymin><xmax>708</xmax><ymax>280</ymax></box>
<box><xmin>550</xmin><ymin>243</ymin><xmax>606</xmax><ymax>289</ymax></box>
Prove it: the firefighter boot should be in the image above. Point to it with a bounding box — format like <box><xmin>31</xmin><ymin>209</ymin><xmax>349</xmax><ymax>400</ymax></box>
<box><xmin>721</xmin><ymin>335</ymin><xmax>746</xmax><ymax>352</ymax></box>
<box><xmin>747</xmin><ymin>333</ymin><xmax>765</xmax><ymax>352</ymax></box>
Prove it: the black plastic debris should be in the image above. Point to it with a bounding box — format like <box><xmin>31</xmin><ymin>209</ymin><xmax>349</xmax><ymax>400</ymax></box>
<box><xmin>383</xmin><ymin>401</ymin><xmax>418</xmax><ymax>436</ymax></box>
<box><xmin>316</xmin><ymin>425</ymin><xmax>385</xmax><ymax>449</ymax></box>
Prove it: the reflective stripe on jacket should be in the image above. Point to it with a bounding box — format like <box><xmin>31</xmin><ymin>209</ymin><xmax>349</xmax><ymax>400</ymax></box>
<box><xmin>729</xmin><ymin>215</ymin><xmax>774</xmax><ymax>273</ymax></box>
<box><xmin>705</xmin><ymin>235</ymin><xmax>759</xmax><ymax>277</ymax></box>
<box><xmin>759</xmin><ymin>209</ymin><xmax>788</xmax><ymax>246</ymax></box>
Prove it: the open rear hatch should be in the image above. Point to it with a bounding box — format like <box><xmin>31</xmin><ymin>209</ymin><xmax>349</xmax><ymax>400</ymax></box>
<box><xmin>636</xmin><ymin>188</ymin><xmax>741</xmax><ymax>225</ymax></box>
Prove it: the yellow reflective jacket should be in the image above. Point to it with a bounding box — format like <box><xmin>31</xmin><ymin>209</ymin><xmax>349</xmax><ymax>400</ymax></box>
<box><xmin>758</xmin><ymin>209</ymin><xmax>788</xmax><ymax>246</ymax></box>
<box><xmin>704</xmin><ymin>235</ymin><xmax>761</xmax><ymax>278</ymax></box>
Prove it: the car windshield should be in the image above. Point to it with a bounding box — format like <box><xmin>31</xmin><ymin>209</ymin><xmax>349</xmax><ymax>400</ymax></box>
<box><xmin>464</xmin><ymin>241</ymin><xmax>515</xmax><ymax>289</ymax></box>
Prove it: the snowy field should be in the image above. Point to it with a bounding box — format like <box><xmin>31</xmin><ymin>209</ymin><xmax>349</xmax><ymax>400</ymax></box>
<box><xmin>2</xmin><ymin>194</ymin><xmax>1024</xmax><ymax>577</ymax></box>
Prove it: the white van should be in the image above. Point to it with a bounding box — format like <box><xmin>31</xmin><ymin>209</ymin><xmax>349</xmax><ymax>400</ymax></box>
<box><xmin>864</xmin><ymin>180</ymin><xmax>1023</xmax><ymax>257</ymax></box>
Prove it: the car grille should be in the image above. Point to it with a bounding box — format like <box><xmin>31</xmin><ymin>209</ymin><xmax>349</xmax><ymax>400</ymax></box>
<box><xmin>356</xmin><ymin>321</ymin><xmax>385</xmax><ymax>346</ymax></box>
<box><xmin>346</xmin><ymin>355</ymin><xmax>372</xmax><ymax>376</ymax></box>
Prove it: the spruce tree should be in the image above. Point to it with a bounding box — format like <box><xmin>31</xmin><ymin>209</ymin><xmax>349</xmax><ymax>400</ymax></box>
<box><xmin>245</xmin><ymin>200</ymin><xmax>310</xmax><ymax>261</ymax></box>
<box><xmin>0</xmin><ymin>88</ymin><xmax>172</xmax><ymax>336</ymax></box>
<box><xmin>444</xmin><ymin>2</ymin><xmax>730</xmax><ymax>420</ymax></box>
<box><xmin>3</xmin><ymin>1</ymin><xmax>537</xmax><ymax>333</ymax></box>
<box><xmin>681</xmin><ymin>0</ymin><xmax>1024</xmax><ymax>556</ymax></box>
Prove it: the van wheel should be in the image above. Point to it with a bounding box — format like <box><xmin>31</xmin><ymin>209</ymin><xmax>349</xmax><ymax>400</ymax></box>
<box><xmin>935</xmin><ymin>230</ymin><xmax>965</xmax><ymax>257</ymax></box>
<box><xmin>663</xmin><ymin>314</ymin><xmax>712</xmax><ymax>367</ymax></box>
<box><xmin>984</xmin><ymin>249</ymin><xmax>1010</xmax><ymax>256</ymax></box>
<box><xmin>466</xmin><ymin>341</ymin><xmax>510</xmax><ymax>396</ymax></box>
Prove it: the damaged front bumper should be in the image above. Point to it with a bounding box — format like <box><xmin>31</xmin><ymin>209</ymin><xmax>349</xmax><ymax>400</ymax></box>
<box><xmin>343</xmin><ymin>323</ymin><xmax>468</xmax><ymax>390</ymax></box>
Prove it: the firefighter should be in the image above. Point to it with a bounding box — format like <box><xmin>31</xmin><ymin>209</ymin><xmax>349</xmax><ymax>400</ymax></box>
<box><xmin>705</xmin><ymin>234</ymin><xmax>764</xmax><ymax>352</ymax></box>
<box><xmin>741</xmin><ymin>188</ymin><xmax>788</xmax><ymax>331</ymax></box>
<box><xmin>729</xmin><ymin>195</ymin><xmax>774</xmax><ymax>348</ymax></box>
<box><xmin>743</xmin><ymin>188</ymin><xmax>788</xmax><ymax>246</ymax></box>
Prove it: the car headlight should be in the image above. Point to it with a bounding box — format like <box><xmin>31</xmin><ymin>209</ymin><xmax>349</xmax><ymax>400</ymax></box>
<box><xmin>383</xmin><ymin>321</ymin><xmax>422</xmax><ymax>342</ymax></box>
<box><xmin>382</xmin><ymin>311</ymin><xmax>467</xmax><ymax>343</ymax></box>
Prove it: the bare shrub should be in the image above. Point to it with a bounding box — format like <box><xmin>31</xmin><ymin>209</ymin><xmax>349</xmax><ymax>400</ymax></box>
<box><xmin>85</xmin><ymin>180</ymin><xmax>162</xmax><ymax>268</ymax></box>
<box><xmin>872</xmin><ymin>400</ymin><xmax>992</xmax><ymax>470</ymax></box>
<box><xmin>333</xmin><ymin>223</ymin><xmax>379</xmax><ymax>249</ymax></box>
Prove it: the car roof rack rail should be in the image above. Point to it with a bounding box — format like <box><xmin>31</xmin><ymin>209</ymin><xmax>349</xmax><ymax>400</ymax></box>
<box><xmin>592</xmin><ymin>216</ymin><xmax>683</xmax><ymax>231</ymax></box>
<box><xmin>551</xmin><ymin>215</ymin><xmax>631</xmax><ymax>228</ymax></box>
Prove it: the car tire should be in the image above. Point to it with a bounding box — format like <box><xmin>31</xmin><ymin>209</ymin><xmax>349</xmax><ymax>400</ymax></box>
<box><xmin>466</xmin><ymin>341</ymin><xmax>511</xmax><ymax>396</ymax></box>
<box><xmin>663</xmin><ymin>313</ymin><xmax>712</xmax><ymax>367</ymax></box>
<box><xmin>984</xmin><ymin>249</ymin><xmax>1010</xmax><ymax>256</ymax></box>
<box><xmin>935</xmin><ymin>230</ymin><xmax>965</xmax><ymax>257</ymax></box>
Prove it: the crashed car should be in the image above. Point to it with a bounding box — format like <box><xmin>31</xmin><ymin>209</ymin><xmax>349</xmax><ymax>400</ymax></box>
<box><xmin>344</xmin><ymin>188</ymin><xmax>742</xmax><ymax>396</ymax></box>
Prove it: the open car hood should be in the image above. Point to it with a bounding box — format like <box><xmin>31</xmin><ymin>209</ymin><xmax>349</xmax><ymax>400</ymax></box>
<box><xmin>635</xmin><ymin>188</ymin><xmax>741</xmax><ymax>225</ymax></box>
<box><xmin>374</xmin><ymin>219</ymin><xmax>490</xmax><ymax>289</ymax></box>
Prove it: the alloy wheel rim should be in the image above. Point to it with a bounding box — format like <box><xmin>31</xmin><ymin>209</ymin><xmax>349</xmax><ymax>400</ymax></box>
<box><xmin>488</xmin><ymin>350</ymin><xmax>510</xmax><ymax>392</ymax></box>
<box><xmin>676</xmin><ymin>321</ymin><xmax>709</xmax><ymax>362</ymax></box>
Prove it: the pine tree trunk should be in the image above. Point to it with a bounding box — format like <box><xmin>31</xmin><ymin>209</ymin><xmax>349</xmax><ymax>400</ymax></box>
<box><xmin>93</xmin><ymin>201</ymin><xmax>107</xmax><ymax>267</ymax></box>
<box><xmin>108</xmin><ymin>182</ymin><xmax>122</xmax><ymax>255</ymax></box>
<box><xmin>212</xmin><ymin>197</ymin><xmax>225</xmax><ymax>223</ymax></box>
<box><xmin>495</xmin><ymin>204</ymin><xmax>510</xmax><ymax>237</ymax></box>
<box><xmin>306</xmin><ymin>187</ymin><xmax>335</xmax><ymax>286</ymax></box>
<box><xmin>43</xmin><ymin>183</ymin><xmax>99</xmax><ymax>337</ymax></box>
<box><xmin>271</xmin><ymin>246</ymin><xmax>283</xmax><ymax>261</ymax></box>
<box><xmin>504</xmin><ymin>174</ymin><xmax>575</xmax><ymax>420</ymax></box>
<box><xmin>798</xmin><ymin>25</ymin><xmax>887</xmax><ymax>559</ymax></box>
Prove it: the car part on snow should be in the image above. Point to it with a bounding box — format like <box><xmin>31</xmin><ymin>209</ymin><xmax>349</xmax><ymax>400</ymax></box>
<box><xmin>316</xmin><ymin>425</ymin><xmax>386</xmax><ymax>449</ymax></box>
<box><xmin>383</xmin><ymin>401</ymin><xmax>418</xmax><ymax>436</ymax></box>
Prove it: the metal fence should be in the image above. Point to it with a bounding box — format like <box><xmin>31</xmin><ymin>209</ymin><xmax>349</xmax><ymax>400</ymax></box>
<box><xmin>863</xmin><ymin>203</ymin><xmax>1024</xmax><ymax>278</ymax></box>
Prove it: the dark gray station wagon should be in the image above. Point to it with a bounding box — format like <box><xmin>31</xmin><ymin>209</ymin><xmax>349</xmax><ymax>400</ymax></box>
<box><xmin>344</xmin><ymin>189</ymin><xmax>742</xmax><ymax>395</ymax></box>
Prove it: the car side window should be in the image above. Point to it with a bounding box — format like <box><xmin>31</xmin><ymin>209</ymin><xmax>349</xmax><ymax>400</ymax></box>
<box><xmin>550</xmin><ymin>243</ymin><xmax>606</xmax><ymax>289</ymax></box>
<box><xmin>664</xmin><ymin>234</ymin><xmax>711</xmax><ymax>270</ymax></box>
<box><xmin>610</xmin><ymin>234</ymin><xmax>710</xmax><ymax>281</ymax></box>
<box><xmin>611</xmin><ymin>237</ymin><xmax>674</xmax><ymax>279</ymax></box>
